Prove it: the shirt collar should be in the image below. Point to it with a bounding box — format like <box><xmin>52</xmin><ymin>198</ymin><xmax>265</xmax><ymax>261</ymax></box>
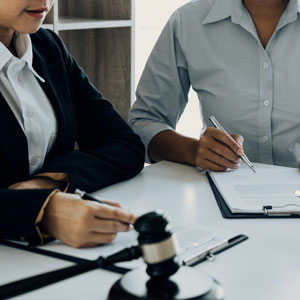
<box><xmin>202</xmin><ymin>0</ymin><xmax>233</xmax><ymax>25</ymax></box>
<box><xmin>0</xmin><ymin>33</ymin><xmax>45</xmax><ymax>82</ymax></box>
<box><xmin>279</xmin><ymin>0</ymin><xmax>300</xmax><ymax>26</ymax></box>
<box><xmin>202</xmin><ymin>0</ymin><xmax>300</xmax><ymax>25</ymax></box>
<box><xmin>0</xmin><ymin>40</ymin><xmax>14</xmax><ymax>72</ymax></box>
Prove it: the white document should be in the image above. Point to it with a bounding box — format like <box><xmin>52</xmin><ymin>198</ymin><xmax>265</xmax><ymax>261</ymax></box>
<box><xmin>40</xmin><ymin>230</ymin><xmax>139</xmax><ymax>261</ymax></box>
<box><xmin>210</xmin><ymin>165</ymin><xmax>300</xmax><ymax>213</ymax></box>
<box><xmin>38</xmin><ymin>225</ymin><xmax>238</xmax><ymax>269</ymax></box>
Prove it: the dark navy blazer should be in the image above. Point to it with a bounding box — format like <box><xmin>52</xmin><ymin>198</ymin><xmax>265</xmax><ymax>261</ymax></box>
<box><xmin>0</xmin><ymin>29</ymin><xmax>145</xmax><ymax>244</ymax></box>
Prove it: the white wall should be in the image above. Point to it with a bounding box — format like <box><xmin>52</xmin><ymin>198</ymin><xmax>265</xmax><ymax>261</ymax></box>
<box><xmin>135</xmin><ymin>0</ymin><xmax>202</xmax><ymax>139</ymax></box>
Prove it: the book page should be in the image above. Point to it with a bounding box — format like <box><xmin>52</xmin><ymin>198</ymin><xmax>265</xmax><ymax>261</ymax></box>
<box><xmin>210</xmin><ymin>166</ymin><xmax>300</xmax><ymax>213</ymax></box>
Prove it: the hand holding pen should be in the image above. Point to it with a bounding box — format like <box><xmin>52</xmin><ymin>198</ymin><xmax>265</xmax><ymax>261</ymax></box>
<box><xmin>209</xmin><ymin>116</ymin><xmax>255</xmax><ymax>173</ymax></box>
<box><xmin>192</xmin><ymin>116</ymin><xmax>246</xmax><ymax>172</ymax></box>
<box><xmin>40</xmin><ymin>190</ymin><xmax>137</xmax><ymax>248</ymax></box>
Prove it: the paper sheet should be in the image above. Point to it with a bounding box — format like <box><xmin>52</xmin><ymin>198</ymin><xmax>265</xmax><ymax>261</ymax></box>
<box><xmin>38</xmin><ymin>225</ymin><xmax>235</xmax><ymax>269</ymax></box>
<box><xmin>211</xmin><ymin>166</ymin><xmax>300</xmax><ymax>213</ymax></box>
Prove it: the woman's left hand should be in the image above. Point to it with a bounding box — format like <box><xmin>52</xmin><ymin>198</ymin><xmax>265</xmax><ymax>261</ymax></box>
<box><xmin>9</xmin><ymin>177</ymin><xmax>65</xmax><ymax>190</ymax></box>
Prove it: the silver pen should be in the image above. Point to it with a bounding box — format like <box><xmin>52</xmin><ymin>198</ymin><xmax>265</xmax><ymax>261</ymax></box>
<box><xmin>208</xmin><ymin>116</ymin><xmax>256</xmax><ymax>173</ymax></box>
<box><xmin>74</xmin><ymin>189</ymin><xmax>108</xmax><ymax>205</ymax></box>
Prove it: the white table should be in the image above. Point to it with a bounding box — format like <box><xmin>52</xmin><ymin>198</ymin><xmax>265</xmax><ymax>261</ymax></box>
<box><xmin>1</xmin><ymin>161</ymin><xmax>300</xmax><ymax>300</ymax></box>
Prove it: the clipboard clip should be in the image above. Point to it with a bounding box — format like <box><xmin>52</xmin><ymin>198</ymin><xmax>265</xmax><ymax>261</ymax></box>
<box><xmin>205</xmin><ymin>253</ymin><xmax>216</xmax><ymax>262</ymax></box>
<box><xmin>263</xmin><ymin>204</ymin><xmax>300</xmax><ymax>216</ymax></box>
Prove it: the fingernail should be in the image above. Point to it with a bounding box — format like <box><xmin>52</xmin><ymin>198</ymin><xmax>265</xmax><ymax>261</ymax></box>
<box><xmin>235</xmin><ymin>163</ymin><xmax>241</xmax><ymax>169</ymax></box>
<box><xmin>237</xmin><ymin>148</ymin><xmax>244</xmax><ymax>156</ymax></box>
<box><xmin>128</xmin><ymin>224</ymin><xmax>134</xmax><ymax>231</ymax></box>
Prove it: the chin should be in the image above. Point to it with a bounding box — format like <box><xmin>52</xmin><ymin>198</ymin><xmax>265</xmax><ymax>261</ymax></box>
<box><xmin>15</xmin><ymin>18</ymin><xmax>44</xmax><ymax>34</ymax></box>
<box><xmin>17</xmin><ymin>24</ymin><xmax>42</xmax><ymax>34</ymax></box>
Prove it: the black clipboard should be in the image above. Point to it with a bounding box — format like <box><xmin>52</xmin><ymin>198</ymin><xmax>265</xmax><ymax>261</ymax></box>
<box><xmin>185</xmin><ymin>234</ymin><xmax>248</xmax><ymax>266</ymax></box>
<box><xmin>206</xmin><ymin>172</ymin><xmax>300</xmax><ymax>218</ymax></box>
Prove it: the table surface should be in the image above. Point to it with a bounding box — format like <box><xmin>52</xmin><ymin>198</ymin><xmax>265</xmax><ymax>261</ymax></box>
<box><xmin>1</xmin><ymin>161</ymin><xmax>300</xmax><ymax>300</ymax></box>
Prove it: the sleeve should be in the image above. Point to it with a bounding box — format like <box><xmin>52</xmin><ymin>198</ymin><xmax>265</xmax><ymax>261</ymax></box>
<box><xmin>37</xmin><ymin>30</ymin><xmax>145</xmax><ymax>193</ymax></box>
<box><xmin>0</xmin><ymin>188</ymin><xmax>57</xmax><ymax>245</ymax></box>
<box><xmin>33</xmin><ymin>172</ymin><xmax>70</xmax><ymax>191</ymax></box>
<box><xmin>35</xmin><ymin>189</ymin><xmax>59</xmax><ymax>243</ymax></box>
<box><xmin>128</xmin><ymin>10</ymin><xmax>191</xmax><ymax>162</ymax></box>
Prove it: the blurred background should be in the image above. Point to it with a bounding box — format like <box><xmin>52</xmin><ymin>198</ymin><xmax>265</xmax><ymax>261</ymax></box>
<box><xmin>135</xmin><ymin>0</ymin><xmax>202</xmax><ymax>139</ymax></box>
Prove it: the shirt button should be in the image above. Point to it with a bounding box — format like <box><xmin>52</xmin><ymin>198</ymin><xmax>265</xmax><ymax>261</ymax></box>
<box><xmin>25</xmin><ymin>111</ymin><xmax>34</xmax><ymax>118</ymax></box>
<box><xmin>263</xmin><ymin>63</ymin><xmax>269</xmax><ymax>68</ymax></box>
<box><xmin>263</xmin><ymin>136</ymin><xmax>269</xmax><ymax>142</ymax></box>
<box><xmin>264</xmin><ymin>100</ymin><xmax>270</xmax><ymax>106</ymax></box>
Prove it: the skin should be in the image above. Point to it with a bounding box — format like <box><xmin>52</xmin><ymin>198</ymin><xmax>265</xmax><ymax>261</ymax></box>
<box><xmin>149</xmin><ymin>0</ymin><xmax>300</xmax><ymax>172</ymax></box>
<box><xmin>243</xmin><ymin>0</ymin><xmax>289</xmax><ymax>48</ymax></box>
<box><xmin>2</xmin><ymin>0</ymin><xmax>137</xmax><ymax>248</ymax></box>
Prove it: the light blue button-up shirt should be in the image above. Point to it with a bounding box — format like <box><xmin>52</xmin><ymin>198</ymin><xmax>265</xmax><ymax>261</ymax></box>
<box><xmin>129</xmin><ymin>0</ymin><xmax>300</xmax><ymax>167</ymax></box>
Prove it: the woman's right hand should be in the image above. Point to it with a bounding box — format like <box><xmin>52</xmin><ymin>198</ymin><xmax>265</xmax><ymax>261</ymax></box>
<box><xmin>40</xmin><ymin>192</ymin><xmax>137</xmax><ymax>248</ymax></box>
<box><xmin>194</xmin><ymin>127</ymin><xmax>244</xmax><ymax>172</ymax></box>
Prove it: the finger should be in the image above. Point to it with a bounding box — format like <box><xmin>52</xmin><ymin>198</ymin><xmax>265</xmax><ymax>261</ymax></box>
<box><xmin>102</xmin><ymin>200</ymin><xmax>122</xmax><ymax>208</ymax></box>
<box><xmin>87</xmin><ymin>232</ymin><xmax>117</xmax><ymax>245</ymax></box>
<box><xmin>201</xmin><ymin>149</ymin><xmax>241</xmax><ymax>169</ymax></box>
<box><xmin>93</xmin><ymin>205</ymin><xmax>137</xmax><ymax>224</ymax></box>
<box><xmin>91</xmin><ymin>218</ymin><xmax>132</xmax><ymax>233</ymax></box>
<box><xmin>231</xmin><ymin>134</ymin><xmax>244</xmax><ymax>147</ymax></box>
<box><xmin>72</xmin><ymin>233</ymin><xmax>117</xmax><ymax>248</ymax></box>
<box><xmin>79</xmin><ymin>243</ymin><xmax>99</xmax><ymax>248</ymax></box>
<box><xmin>210</xmin><ymin>128</ymin><xmax>243</xmax><ymax>156</ymax></box>
<box><xmin>298</xmin><ymin>162</ymin><xmax>300</xmax><ymax>171</ymax></box>
<box><xmin>206</xmin><ymin>138</ymin><xmax>241</xmax><ymax>163</ymax></box>
<box><xmin>196</xmin><ymin>158</ymin><xmax>227</xmax><ymax>172</ymax></box>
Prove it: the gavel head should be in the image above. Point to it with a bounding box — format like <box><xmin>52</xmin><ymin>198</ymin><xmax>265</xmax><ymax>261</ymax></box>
<box><xmin>134</xmin><ymin>211</ymin><xmax>180</xmax><ymax>279</ymax></box>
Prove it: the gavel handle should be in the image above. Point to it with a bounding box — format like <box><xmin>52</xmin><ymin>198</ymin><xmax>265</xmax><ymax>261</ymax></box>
<box><xmin>0</xmin><ymin>245</ymin><xmax>141</xmax><ymax>299</ymax></box>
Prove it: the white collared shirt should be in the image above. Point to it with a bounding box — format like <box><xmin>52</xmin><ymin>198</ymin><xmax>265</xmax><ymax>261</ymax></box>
<box><xmin>0</xmin><ymin>33</ymin><xmax>57</xmax><ymax>175</ymax></box>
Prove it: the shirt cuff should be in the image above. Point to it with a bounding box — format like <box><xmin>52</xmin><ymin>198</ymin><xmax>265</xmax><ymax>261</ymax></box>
<box><xmin>35</xmin><ymin>189</ymin><xmax>60</xmax><ymax>245</ymax></box>
<box><xmin>133</xmin><ymin>121</ymin><xmax>174</xmax><ymax>163</ymax></box>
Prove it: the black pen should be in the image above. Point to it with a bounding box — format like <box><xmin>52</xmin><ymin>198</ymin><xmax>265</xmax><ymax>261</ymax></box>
<box><xmin>74</xmin><ymin>188</ymin><xmax>107</xmax><ymax>205</ymax></box>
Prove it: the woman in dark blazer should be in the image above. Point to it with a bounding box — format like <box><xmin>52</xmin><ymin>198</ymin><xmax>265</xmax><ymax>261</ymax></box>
<box><xmin>0</xmin><ymin>0</ymin><xmax>145</xmax><ymax>247</ymax></box>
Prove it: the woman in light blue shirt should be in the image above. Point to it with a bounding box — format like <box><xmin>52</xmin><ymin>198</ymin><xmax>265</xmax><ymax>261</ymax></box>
<box><xmin>129</xmin><ymin>0</ymin><xmax>300</xmax><ymax>171</ymax></box>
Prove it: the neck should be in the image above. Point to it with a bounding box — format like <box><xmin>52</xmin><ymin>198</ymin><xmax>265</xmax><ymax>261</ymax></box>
<box><xmin>243</xmin><ymin>0</ymin><xmax>289</xmax><ymax>19</ymax></box>
<box><xmin>0</xmin><ymin>28</ymin><xmax>16</xmax><ymax>55</ymax></box>
<box><xmin>0</xmin><ymin>28</ymin><xmax>14</xmax><ymax>48</ymax></box>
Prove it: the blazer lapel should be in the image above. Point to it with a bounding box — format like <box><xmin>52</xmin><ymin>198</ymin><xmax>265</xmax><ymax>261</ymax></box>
<box><xmin>0</xmin><ymin>92</ymin><xmax>29</xmax><ymax>183</ymax></box>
